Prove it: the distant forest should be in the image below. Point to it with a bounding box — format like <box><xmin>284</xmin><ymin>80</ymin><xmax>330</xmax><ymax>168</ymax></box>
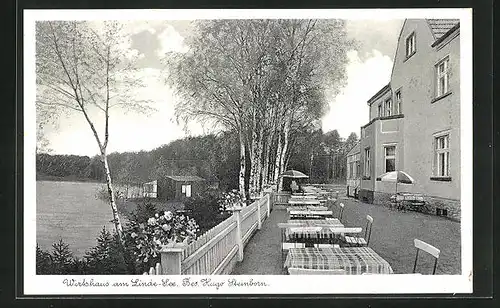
<box><xmin>37</xmin><ymin>129</ymin><xmax>357</xmax><ymax>190</ymax></box>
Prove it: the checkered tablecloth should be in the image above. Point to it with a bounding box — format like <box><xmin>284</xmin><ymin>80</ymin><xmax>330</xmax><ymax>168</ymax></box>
<box><xmin>287</xmin><ymin>206</ymin><xmax>329</xmax><ymax>212</ymax></box>
<box><xmin>289</xmin><ymin>210</ymin><xmax>333</xmax><ymax>220</ymax></box>
<box><xmin>284</xmin><ymin>247</ymin><xmax>394</xmax><ymax>274</ymax></box>
<box><xmin>286</xmin><ymin>219</ymin><xmax>344</xmax><ymax>240</ymax></box>
<box><xmin>289</xmin><ymin>199</ymin><xmax>321</xmax><ymax>205</ymax></box>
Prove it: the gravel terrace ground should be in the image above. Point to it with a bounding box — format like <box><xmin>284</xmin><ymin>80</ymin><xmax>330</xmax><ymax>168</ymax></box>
<box><xmin>232</xmin><ymin>198</ymin><xmax>461</xmax><ymax>275</ymax></box>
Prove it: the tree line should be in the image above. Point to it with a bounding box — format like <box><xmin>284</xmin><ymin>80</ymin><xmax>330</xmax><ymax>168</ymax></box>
<box><xmin>37</xmin><ymin>129</ymin><xmax>358</xmax><ymax>187</ymax></box>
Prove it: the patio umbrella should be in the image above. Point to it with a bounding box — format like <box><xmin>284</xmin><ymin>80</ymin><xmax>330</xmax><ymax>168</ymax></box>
<box><xmin>280</xmin><ymin>170</ymin><xmax>309</xmax><ymax>179</ymax></box>
<box><xmin>377</xmin><ymin>170</ymin><xmax>415</xmax><ymax>208</ymax></box>
<box><xmin>377</xmin><ymin>170</ymin><xmax>415</xmax><ymax>185</ymax></box>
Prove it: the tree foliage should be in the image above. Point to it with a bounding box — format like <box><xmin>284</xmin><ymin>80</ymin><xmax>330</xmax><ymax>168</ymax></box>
<box><xmin>165</xmin><ymin>19</ymin><xmax>355</xmax><ymax>196</ymax></box>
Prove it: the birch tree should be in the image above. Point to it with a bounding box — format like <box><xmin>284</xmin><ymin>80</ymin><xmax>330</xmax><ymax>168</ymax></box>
<box><xmin>167</xmin><ymin>19</ymin><xmax>353</xmax><ymax>195</ymax></box>
<box><xmin>35</xmin><ymin>21</ymin><xmax>153</xmax><ymax>242</ymax></box>
<box><xmin>166</xmin><ymin>20</ymin><xmax>275</xmax><ymax>200</ymax></box>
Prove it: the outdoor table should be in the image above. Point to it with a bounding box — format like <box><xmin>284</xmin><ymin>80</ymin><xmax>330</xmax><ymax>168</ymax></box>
<box><xmin>284</xmin><ymin>247</ymin><xmax>394</xmax><ymax>275</ymax></box>
<box><xmin>285</xmin><ymin>219</ymin><xmax>344</xmax><ymax>242</ymax></box>
<box><xmin>390</xmin><ymin>193</ymin><xmax>426</xmax><ymax>211</ymax></box>
<box><xmin>287</xmin><ymin>205</ymin><xmax>329</xmax><ymax>212</ymax></box>
<box><xmin>288</xmin><ymin>199</ymin><xmax>321</xmax><ymax>205</ymax></box>
<box><xmin>290</xmin><ymin>194</ymin><xmax>318</xmax><ymax>199</ymax></box>
<box><xmin>289</xmin><ymin>210</ymin><xmax>333</xmax><ymax>220</ymax></box>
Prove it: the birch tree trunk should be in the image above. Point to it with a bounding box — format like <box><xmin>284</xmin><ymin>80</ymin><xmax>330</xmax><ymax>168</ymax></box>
<box><xmin>239</xmin><ymin>130</ymin><xmax>247</xmax><ymax>200</ymax></box>
<box><xmin>254</xmin><ymin>123</ymin><xmax>264</xmax><ymax>193</ymax></box>
<box><xmin>273</xmin><ymin>130</ymin><xmax>283</xmax><ymax>189</ymax></box>
<box><xmin>261</xmin><ymin>132</ymin><xmax>272</xmax><ymax>187</ymax></box>
<box><xmin>249</xmin><ymin>111</ymin><xmax>258</xmax><ymax>197</ymax></box>
<box><xmin>278</xmin><ymin>119</ymin><xmax>291</xmax><ymax>191</ymax></box>
<box><xmin>102</xmin><ymin>153</ymin><xmax>124</xmax><ymax>240</ymax></box>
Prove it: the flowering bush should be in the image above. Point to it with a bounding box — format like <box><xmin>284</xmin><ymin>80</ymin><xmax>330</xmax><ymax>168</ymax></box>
<box><xmin>184</xmin><ymin>189</ymin><xmax>230</xmax><ymax>234</ymax></box>
<box><xmin>218</xmin><ymin>189</ymin><xmax>246</xmax><ymax>214</ymax></box>
<box><xmin>128</xmin><ymin>211</ymin><xmax>200</xmax><ymax>264</ymax></box>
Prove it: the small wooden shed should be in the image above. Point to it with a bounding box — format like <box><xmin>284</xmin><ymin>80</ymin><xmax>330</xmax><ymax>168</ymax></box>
<box><xmin>158</xmin><ymin>175</ymin><xmax>206</xmax><ymax>200</ymax></box>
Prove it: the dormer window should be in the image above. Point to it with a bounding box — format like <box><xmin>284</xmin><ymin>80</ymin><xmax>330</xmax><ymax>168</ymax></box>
<box><xmin>406</xmin><ymin>32</ymin><xmax>416</xmax><ymax>58</ymax></box>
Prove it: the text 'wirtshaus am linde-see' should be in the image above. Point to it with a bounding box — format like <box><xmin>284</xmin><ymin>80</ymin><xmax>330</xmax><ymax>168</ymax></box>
<box><xmin>62</xmin><ymin>277</ymin><xmax>269</xmax><ymax>290</ymax></box>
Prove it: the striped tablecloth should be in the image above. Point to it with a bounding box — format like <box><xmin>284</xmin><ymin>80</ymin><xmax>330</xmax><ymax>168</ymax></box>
<box><xmin>284</xmin><ymin>247</ymin><xmax>394</xmax><ymax>274</ymax></box>
<box><xmin>286</xmin><ymin>219</ymin><xmax>344</xmax><ymax>240</ymax></box>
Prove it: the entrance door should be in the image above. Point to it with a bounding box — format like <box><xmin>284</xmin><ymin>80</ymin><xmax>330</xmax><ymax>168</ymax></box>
<box><xmin>185</xmin><ymin>184</ymin><xmax>192</xmax><ymax>197</ymax></box>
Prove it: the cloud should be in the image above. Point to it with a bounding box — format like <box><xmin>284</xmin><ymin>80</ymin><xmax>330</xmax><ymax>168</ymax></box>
<box><xmin>322</xmin><ymin>49</ymin><xmax>393</xmax><ymax>138</ymax></box>
<box><xmin>346</xmin><ymin>19</ymin><xmax>404</xmax><ymax>59</ymax></box>
<box><xmin>44</xmin><ymin>68</ymin><xmax>198</xmax><ymax>156</ymax></box>
<box><xmin>156</xmin><ymin>25</ymin><xmax>189</xmax><ymax>57</ymax></box>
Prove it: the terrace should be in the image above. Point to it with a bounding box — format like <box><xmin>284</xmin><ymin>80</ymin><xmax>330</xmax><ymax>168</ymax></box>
<box><xmin>233</xmin><ymin>196</ymin><xmax>461</xmax><ymax>275</ymax></box>
<box><xmin>148</xmin><ymin>185</ymin><xmax>460</xmax><ymax>275</ymax></box>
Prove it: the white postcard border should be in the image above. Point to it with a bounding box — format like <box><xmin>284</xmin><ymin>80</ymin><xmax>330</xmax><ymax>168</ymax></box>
<box><xmin>23</xmin><ymin>8</ymin><xmax>473</xmax><ymax>295</ymax></box>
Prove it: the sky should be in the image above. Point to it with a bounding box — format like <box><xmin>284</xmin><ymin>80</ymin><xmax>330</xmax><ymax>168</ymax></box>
<box><xmin>39</xmin><ymin>19</ymin><xmax>404</xmax><ymax>157</ymax></box>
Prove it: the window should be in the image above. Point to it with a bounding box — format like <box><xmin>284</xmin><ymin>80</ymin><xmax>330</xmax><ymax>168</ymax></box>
<box><xmin>356</xmin><ymin>161</ymin><xmax>361</xmax><ymax>177</ymax></box>
<box><xmin>395</xmin><ymin>90</ymin><xmax>402</xmax><ymax>114</ymax></box>
<box><xmin>436</xmin><ymin>57</ymin><xmax>450</xmax><ymax>97</ymax></box>
<box><xmin>385</xmin><ymin>99</ymin><xmax>392</xmax><ymax>117</ymax></box>
<box><xmin>364</xmin><ymin>148</ymin><xmax>371</xmax><ymax>177</ymax></box>
<box><xmin>406</xmin><ymin>32</ymin><xmax>416</xmax><ymax>57</ymax></box>
<box><xmin>349</xmin><ymin>162</ymin><xmax>354</xmax><ymax>179</ymax></box>
<box><xmin>181</xmin><ymin>184</ymin><xmax>192</xmax><ymax>197</ymax></box>
<box><xmin>384</xmin><ymin>146</ymin><xmax>396</xmax><ymax>172</ymax></box>
<box><xmin>377</xmin><ymin>104</ymin><xmax>383</xmax><ymax>117</ymax></box>
<box><xmin>434</xmin><ymin>135</ymin><xmax>450</xmax><ymax>177</ymax></box>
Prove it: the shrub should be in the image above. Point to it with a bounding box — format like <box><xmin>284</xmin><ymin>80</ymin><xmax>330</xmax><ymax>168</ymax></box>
<box><xmin>218</xmin><ymin>189</ymin><xmax>246</xmax><ymax>210</ymax></box>
<box><xmin>127</xmin><ymin>210</ymin><xmax>199</xmax><ymax>270</ymax></box>
<box><xmin>184</xmin><ymin>189</ymin><xmax>232</xmax><ymax>233</ymax></box>
<box><xmin>84</xmin><ymin>226</ymin><xmax>127</xmax><ymax>274</ymax></box>
<box><xmin>36</xmin><ymin>244</ymin><xmax>53</xmax><ymax>274</ymax></box>
<box><xmin>130</xmin><ymin>200</ymin><xmax>158</xmax><ymax>224</ymax></box>
<box><xmin>50</xmin><ymin>239</ymin><xmax>75</xmax><ymax>274</ymax></box>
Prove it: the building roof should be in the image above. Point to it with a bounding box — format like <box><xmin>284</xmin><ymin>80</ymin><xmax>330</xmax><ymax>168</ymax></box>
<box><xmin>367</xmin><ymin>83</ymin><xmax>391</xmax><ymax>105</ymax></box>
<box><xmin>166</xmin><ymin>175</ymin><xmax>205</xmax><ymax>182</ymax></box>
<box><xmin>427</xmin><ymin>19</ymin><xmax>460</xmax><ymax>41</ymax></box>
<box><xmin>346</xmin><ymin>141</ymin><xmax>360</xmax><ymax>156</ymax></box>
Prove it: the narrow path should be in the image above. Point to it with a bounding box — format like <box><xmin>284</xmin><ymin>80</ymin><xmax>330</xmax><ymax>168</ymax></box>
<box><xmin>231</xmin><ymin>208</ymin><xmax>288</xmax><ymax>275</ymax></box>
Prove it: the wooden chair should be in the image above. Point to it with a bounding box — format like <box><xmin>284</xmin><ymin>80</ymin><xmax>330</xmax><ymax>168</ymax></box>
<box><xmin>344</xmin><ymin>215</ymin><xmax>373</xmax><ymax>247</ymax></box>
<box><xmin>337</xmin><ymin>203</ymin><xmax>345</xmax><ymax>221</ymax></box>
<box><xmin>278</xmin><ymin>222</ymin><xmax>307</xmax><ymax>263</ymax></box>
<box><xmin>314</xmin><ymin>243</ymin><xmax>340</xmax><ymax>248</ymax></box>
<box><xmin>288</xmin><ymin>268</ymin><xmax>347</xmax><ymax>275</ymax></box>
<box><xmin>413</xmin><ymin>239</ymin><xmax>440</xmax><ymax>275</ymax></box>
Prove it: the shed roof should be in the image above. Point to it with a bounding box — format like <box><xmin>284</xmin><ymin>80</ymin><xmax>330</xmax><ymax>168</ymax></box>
<box><xmin>166</xmin><ymin>175</ymin><xmax>205</xmax><ymax>182</ymax></box>
<box><xmin>427</xmin><ymin>19</ymin><xmax>460</xmax><ymax>41</ymax></box>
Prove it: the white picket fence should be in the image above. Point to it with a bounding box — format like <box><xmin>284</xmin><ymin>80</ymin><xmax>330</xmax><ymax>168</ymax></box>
<box><xmin>144</xmin><ymin>192</ymin><xmax>273</xmax><ymax>275</ymax></box>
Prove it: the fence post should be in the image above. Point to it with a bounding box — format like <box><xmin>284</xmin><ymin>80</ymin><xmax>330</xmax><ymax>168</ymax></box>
<box><xmin>160</xmin><ymin>242</ymin><xmax>186</xmax><ymax>275</ymax></box>
<box><xmin>266</xmin><ymin>193</ymin><xmax>271</xmax><ymax>217</ymax></box>
<box><xmin>230</xmin><ymin>206</ymin><xmax>244</xmax><ymax>262</ymax></box>
<box><xmin>257</xmin><ymin>199</ymin><xmax>262</xmax><ymax>230</ymax></box>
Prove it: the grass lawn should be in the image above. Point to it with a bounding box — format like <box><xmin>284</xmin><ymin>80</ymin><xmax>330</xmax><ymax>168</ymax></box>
<box><xmin>232</xmin><ymin>198</ymin><xmax>461</xmax><ymax>275</ymax></box>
